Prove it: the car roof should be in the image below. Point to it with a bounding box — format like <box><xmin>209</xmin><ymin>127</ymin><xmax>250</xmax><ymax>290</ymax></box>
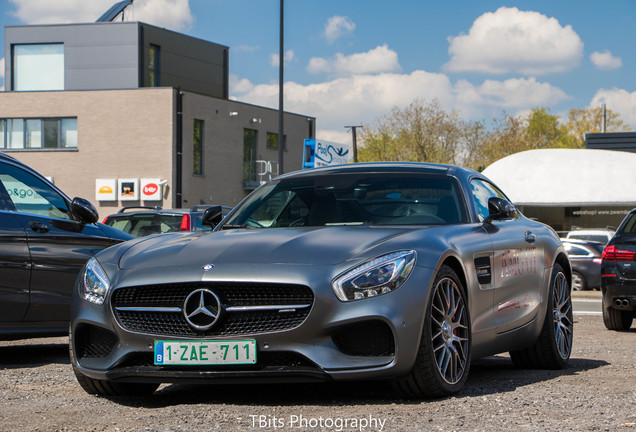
<box><xmin>276</xmin><ymin>162</ymin><xmax>480</xmax><ymax>180</ymax></box>
<box><xmin>561</xmin><ymin>238</ymin><xmax>605</xmax><ymax>246</ymax></box>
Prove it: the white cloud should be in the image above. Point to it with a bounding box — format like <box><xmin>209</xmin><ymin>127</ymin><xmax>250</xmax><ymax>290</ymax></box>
<box><xmin>131</xmin><ymin>0</ymin><xmax>193</xmax><ymax>30</ymax></box>
<box><xmin>8</xmin><ymin>0</ymin><xmax>193</xmax><ymax>31</ymax></box>
<box><xmin>324</xmin><ymin>15</ymin><xmax>355</xmax><ymax>44</ymax></box>
<box><xmin>590</xmin><ymin>88</ymin><xmax>636</xmax><ymax>130</ymax></box>
<box><xmin>307</xmin><ymin>44</ymin><xmax>401</xmax><ymax>76</ymax></box>
<box><xmin>269</xmin><ymin>50</ymin><xmax>295</xmax><ymax>67</ymax></box>
<box><xmin>229</xmin><ymin>74</ymin><xmax>254</xmax><ymax>94</ymax></box>
<box><xmin>231</xmin><ymin>69</ymin><xmax>570</xmax><ymax>137</ymax></box>
<box><xmin>456</xmin><ymin>77</ymin><xmax>570</xmax><ymax>109</ymax></box>
<box><xmin>445</xmin><ymin>7</ymin><xmax>583</xmax><ymax>75</ymax></box>
<box><xmin>317</xmin><ymin>130</ymin><xmax>351</xmax><ymax>146</ymax></box>
<box><xmin>590</xmin><ymin>50</ymin><xmax>622</xmax><ymax>70</ymax></box>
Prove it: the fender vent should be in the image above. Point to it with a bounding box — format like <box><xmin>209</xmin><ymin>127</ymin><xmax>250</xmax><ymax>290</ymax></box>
<box><xmin>474</xmin><ymin>256</ymin><xmax>492</xmax><ymax>284</ymax></box>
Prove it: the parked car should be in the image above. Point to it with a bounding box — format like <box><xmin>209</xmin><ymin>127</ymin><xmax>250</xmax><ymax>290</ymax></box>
<box><xmin>566</xmin><ymin>227</ymin><xmax>615</xmax><ymax>245</ymax></box>
<box><xmin>102</xmin><ymin>205</ymin><xmax>231</xmax><ymax>237</ymax></box>
<box><xmin>70</xmin><ymin>162</ymin><xmax>572</xmax><ymax>398</ymax></box>
<box><xmin>561</xmin><ymin>239</ymin><xmax>604</xmax><ymax>291</ymax></box>
<box><xmin>0</xmin><ymin>152</ymin><xmax>133</xmax><ymax>340</ymax></box>
<box><xmin>600</xmin><ymin>209</ymin><xmax>636</xmax><ymax>330</ymax></box>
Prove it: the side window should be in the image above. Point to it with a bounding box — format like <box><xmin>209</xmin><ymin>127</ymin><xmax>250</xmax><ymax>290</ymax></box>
<box><xmin>0</xmin><ymin>163</ymin><xmax>71</xmax><ymax>220</ymax></box>
<box><xmin>470</xmin><ymin>179</ymin><xmax>508</xmax><ymax>222</ymax></box>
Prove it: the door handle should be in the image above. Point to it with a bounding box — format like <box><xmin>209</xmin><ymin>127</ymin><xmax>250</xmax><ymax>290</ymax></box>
<box><xmin>524</xmin><ymin>231</ymin><xmax>536</xmax><ymax>244</ymax></box>
<box><xmin>29</xmin><ymin>221</ymin><xmax>50</xmax><ymax>233</ymax></box>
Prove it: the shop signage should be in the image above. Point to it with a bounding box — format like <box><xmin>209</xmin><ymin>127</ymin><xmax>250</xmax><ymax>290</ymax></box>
<box><xmin>95</xmin><ymin>179</ymin><xmax>116</xmax><ymax>201</ymax></box>
<box><xmin>140</xmin><ymin>178</ymin><xmax>162</xmax><ymax>201</ymax></box>
<box><xmin>118</xmin><ymin>179</ymin><xmax>139</xmax><ymax>201</ymax></box>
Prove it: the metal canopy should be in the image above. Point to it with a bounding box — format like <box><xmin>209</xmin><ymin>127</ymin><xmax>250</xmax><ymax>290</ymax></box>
<box><xmin>96</xmin><ymin>0</ymin><xmax>134</xmax><ymax>22</ymax></box>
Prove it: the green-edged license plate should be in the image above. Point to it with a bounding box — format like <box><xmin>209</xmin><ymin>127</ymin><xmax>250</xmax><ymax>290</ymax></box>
<box><xmin>154</xmin><ymin>340</ymin><xmax>256</xmax><ymax>365</ymax></box>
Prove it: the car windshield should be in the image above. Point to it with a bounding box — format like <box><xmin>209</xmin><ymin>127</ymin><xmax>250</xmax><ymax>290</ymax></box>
<box><xmin>617</xmin><ymin>212</ymin><xmax>636</xmax><ymax>236</ymax></box>
<box><xmin>223</xmin><ymin>173</ymin><xmax>468</xmax><ymax>228</ymax></box>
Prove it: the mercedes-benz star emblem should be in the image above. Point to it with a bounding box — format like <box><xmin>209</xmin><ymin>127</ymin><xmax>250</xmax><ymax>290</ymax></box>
<box><xmin>183</xmin><ymin>289</ymin><xmax>221</xmax><ymax>331</ymax></box>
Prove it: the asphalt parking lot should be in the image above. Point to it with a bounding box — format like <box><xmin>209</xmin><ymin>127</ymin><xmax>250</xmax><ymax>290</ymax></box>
<box><xmin>1</xmin><ymin>295</ymin><xmax>634</xmax><ymax>432</ymax></box>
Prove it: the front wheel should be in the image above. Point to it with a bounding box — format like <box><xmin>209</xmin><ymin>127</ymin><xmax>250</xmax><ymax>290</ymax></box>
<box><xmin>394</xmin><ymin>265</ymin><xmax>471</xmax><ymax>398</ymax></box>
<box><xmin>510</xmin><ymin>263</ymin><xmax>573</xmax><ymax>369</ymax></box>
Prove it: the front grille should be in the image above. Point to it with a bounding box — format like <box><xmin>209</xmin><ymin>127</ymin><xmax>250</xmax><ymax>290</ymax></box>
<box><xmin>332</xmin><ymin>321</ymin><xmax>395</xmax><ymax>357</ymax></box>
<box><xmin>111</xmin><ymin>282</ymin><xmax>314</xmax><ymax>337</ymax></box>
<box><xmin>75</xmin><ymin>325</ymin><xmax>117</xmax><ymax>359</ymax></box>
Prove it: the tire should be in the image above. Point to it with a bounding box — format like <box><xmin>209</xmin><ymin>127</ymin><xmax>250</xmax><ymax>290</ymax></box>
<box><xmin>602</xmin><ymin>296</ymin><xmax>633</xmax><ymax>331</ymax></box>
<box><xmin>571</xmin><ymin>271</ymin><xmax>586</xmax><ymax>291</ymax></box>
<box><xmin>394</xmin><ymin>265</ymin><xmax>471</xmax><ymax>398</ymax></box>
<box><xmin>510</xmin><ymin>263</ymin><xmax>573</xmax><ymax>369</ymax></box>
<box><xmin>69</xmin><ymin>328</ymin><xmax>159</xmax><ymax>397</ymax></box>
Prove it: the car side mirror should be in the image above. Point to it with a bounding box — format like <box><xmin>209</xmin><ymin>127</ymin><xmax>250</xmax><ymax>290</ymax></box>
<box><xmin>483</xmin><ymin>197</ymin><xmax>516</xmax><ymax>225</ymax></box>
<box><xmin>71</xmin><ymin>197</ymin><xmax>99</xmax><ymax>224</ymax></box>
<box><xmin>202</xmin><ymin>205</ymin><xmax>224</xmax><ymax>227</ymax></box>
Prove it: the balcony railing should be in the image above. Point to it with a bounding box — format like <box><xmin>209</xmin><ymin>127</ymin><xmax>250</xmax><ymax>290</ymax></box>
<box><xmin>243</xmin><ymin>160</ymin><xmax>279</xmax><ymax>190</ymax></box>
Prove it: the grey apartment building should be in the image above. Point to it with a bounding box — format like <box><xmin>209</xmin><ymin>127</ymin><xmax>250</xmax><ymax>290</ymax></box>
<box><xmin>1</xmin><ymin>21</ymin><xmax>315</xmax><ymax>215</ymax></box>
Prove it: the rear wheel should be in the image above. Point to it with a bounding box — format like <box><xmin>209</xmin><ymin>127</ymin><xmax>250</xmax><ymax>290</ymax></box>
<box><xmin>394</xmin><ymin>265</ymin><xmax>471</xmax><ymax>398</ymax></box>
<box><xmin>510</xmin><ymin>263</ymin><xmax>573</xmax><ymax>369</ymax></box>
<box><xmin>571</xmin><ymin>271</ymin><xmax>586</xmax><ymax>291</ymax></box>
<box><xmin>602</xmin><ymin>297</ymin><xmax>633</xmax><ymax>331</ymax></box>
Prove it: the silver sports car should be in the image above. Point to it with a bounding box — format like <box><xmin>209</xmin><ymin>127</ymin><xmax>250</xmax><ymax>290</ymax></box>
<box><xmin>70</xmin><ymin>162</ymin><xmax>573</xmax><ymax>398</ymax></box>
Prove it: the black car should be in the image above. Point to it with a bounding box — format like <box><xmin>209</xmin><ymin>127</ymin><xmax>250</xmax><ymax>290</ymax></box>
<box><xmin>562</xmin><ymin>239</ymin><xmax>604</xmax><ymax>291</ymax></box>
<box><xmin>601</xmin><ymin>209</ymin><xmax>636</xmax><ymax>330</ymax></box>
<box><xmin>102</xmin><ymin>205</ymin><xmax>230</xmax><ymax>237</ymax></box>
<box><xmin>0</xmin><ymin>152</ymin><xmax>133</xmax><ymax>340</ymax></box>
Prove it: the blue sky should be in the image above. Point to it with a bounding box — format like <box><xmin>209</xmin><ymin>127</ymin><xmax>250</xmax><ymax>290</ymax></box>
<box><xmin>1</xmin><ymin>0</ymin><xmax>635</xmax><ymax>143</ymax></box>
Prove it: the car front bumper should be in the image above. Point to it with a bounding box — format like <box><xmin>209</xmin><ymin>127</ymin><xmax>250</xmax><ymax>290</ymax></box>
<box><xmin>71</xmin><ymin>262</ymin><xmax>436</xmax><ymax>384</ymax></box>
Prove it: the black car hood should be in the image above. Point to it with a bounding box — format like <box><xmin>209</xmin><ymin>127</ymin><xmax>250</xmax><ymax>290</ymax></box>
<box><xmin>118</xmin><ymin>226</ymin><xmax>420</xmax><ymax>270</ymax></box>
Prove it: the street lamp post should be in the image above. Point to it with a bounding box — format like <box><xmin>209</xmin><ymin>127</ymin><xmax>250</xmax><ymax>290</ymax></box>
<box><xmin>345</xmin><ymin>125</ymin><xmax>362</xmax><ymax>163</ymax></box>
<box><xmin>278</xmin><ymin>0</ymin><xmax>284</xmax><ymax>174</ymax></box>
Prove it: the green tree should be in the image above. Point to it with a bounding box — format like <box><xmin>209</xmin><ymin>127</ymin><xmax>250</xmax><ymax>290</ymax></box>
<box><xmin>469</xmin><ymin>113</ymin><xmax>528</xmax><ymax>171</ymax></box>
<box><xmin>525</xmin><ymin>107</ymin><xmax>570</xmax><ymax>149</ymax></box>
<box><xmin>358</xmin><ymin>98</ymin><xmax>474</xmax><ymax>166</ymax></box>
<box><xmin>566</xmin><ymin>106</ymin><xmax>631</xmax><ymax>147</ymax></box>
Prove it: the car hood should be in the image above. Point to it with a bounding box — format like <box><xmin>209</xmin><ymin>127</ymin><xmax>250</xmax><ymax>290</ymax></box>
<box><xmin>118</xmin><ymin>226</ymin><xmax>422</xmax><ymax>270</ymax></box>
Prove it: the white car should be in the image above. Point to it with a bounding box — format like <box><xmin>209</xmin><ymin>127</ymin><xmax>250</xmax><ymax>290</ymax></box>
<box><xmin>566</xmin><ymin>228</ymin><xmax>615</xmax><ymax>245</ymax></box>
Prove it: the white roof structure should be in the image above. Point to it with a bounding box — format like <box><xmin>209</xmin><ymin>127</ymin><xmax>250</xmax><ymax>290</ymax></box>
<box><xmin>482</xmin><ymin>148</ymin><xmax>636</xmax><ymax>205</ymax></box>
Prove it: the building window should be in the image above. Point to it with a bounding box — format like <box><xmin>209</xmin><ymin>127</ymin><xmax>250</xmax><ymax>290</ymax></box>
<box><xmin>61</xmin><ymin>118</ymin><xmax>78</xmax><ymax>148</ymax></box>
<box><xmin>266</xmin><ymin>132</ymin><xmax>287</xmax><ymax>150</ymax></box>
<box><xmin>1</xmin><ymin>118</ymin><xmax>77</xmax><ymax>150</ymax></box>
<box><xmin>266</xmin><ymin>132</ymin><xmax>278</xmax><ymax>150</ymax></box>
<box><xmin>13</xmin><ymin>44</ymin><xmax>64</xmax><ymax>91</ymax></box>
<box><xmin>149</xmin><ymin>44</ymin><xmax>160</xmax><ymax>87</ymax></box>
<box><xmin>243</xmin><ymin>129</ymin><xmax>257</xmax><ymax>185</ymax></box>
<box><xmin>7</xmin><ymin>119</ymin><xmax>24</xmax><ymax>149</ymax></box>
<box><xmin>193</xmin><ymin>119</ymin><xmax>203</xmax><ymax>175</ymax></box>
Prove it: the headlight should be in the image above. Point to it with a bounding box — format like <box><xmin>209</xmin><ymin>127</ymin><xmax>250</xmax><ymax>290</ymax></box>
<box><xmin>82</xmin><ymin>257</ymin><xmax>110</xmax><ymax>305</ymax></box>
<box><xmin>332</xmin><ymin>250</ymin><xmax>416</xmax><ymax>302</ymax></box>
